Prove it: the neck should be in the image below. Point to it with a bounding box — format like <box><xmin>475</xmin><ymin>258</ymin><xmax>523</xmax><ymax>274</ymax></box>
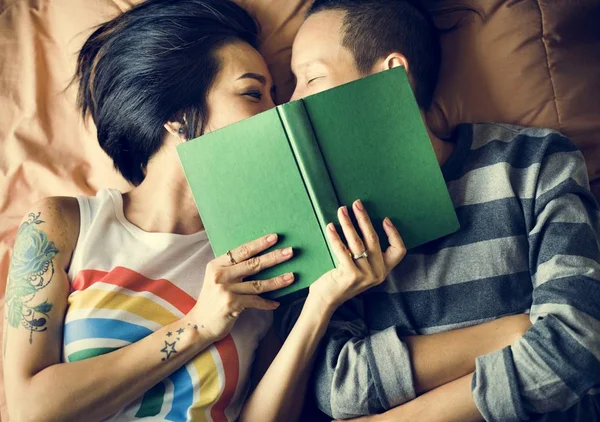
<box><xmin>422</xmin><ymin>111</ymin><xmax>454</xmax><ymax>166</ymax></box>
<box><xmin>122</xmin><ymin>147</ymin><xmax>204</xmax><ymax>235</ymax></box>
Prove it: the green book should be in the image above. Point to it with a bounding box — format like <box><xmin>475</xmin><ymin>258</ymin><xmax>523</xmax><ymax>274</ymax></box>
<box><xmin>178</xmin><ymin>67</ymin><xmax>459</xmax><ymax>299</ymax></box>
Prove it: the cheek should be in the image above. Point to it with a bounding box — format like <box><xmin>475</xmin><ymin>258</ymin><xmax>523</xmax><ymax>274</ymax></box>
<box><xmin>205</xmin><ymin>98</ymin><xmax>272</xmax><ymax>133</ymax></box>
<box><xmin>335</xmin><ymin>71</ymin><xmax>360</xmax><ymax>87</ymax></box>
<box><xmin>203</xmin><ymin>95</ymin><xmax>246</xmax><ymax>133</ymax></box>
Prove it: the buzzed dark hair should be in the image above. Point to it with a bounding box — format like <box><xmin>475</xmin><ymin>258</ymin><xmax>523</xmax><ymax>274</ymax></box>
<box><xmin>308</xmin><ymin>0</ymin><xmax>441</xmax><ymax>109</ymax></box>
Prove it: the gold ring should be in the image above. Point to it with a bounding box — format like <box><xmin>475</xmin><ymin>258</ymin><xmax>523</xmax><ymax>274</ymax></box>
<box><xmin>227</xmin><ymin>250</ymin><xmax>237</xmax><ymax>265</ymax></box>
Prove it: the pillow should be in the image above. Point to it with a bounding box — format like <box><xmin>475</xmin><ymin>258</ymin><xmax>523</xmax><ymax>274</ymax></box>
<box><xmin>424</xmin><ymin>0</ymin><xmax>600</xmax><ymax>197</ymax></box>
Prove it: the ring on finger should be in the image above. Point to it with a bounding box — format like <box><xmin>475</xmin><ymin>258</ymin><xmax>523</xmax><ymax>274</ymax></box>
<box><xmin>352</xmin><ymin>250</ymin><xmax>369</xmax><ymax>260</ymax></box>
<box><xmin>227</xmin><ymin>250</ymin><xmax>237</xmax><ymax>265</ymax></box>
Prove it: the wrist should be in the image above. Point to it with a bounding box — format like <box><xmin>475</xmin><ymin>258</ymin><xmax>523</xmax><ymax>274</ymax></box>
<box><xmin>362</xmin><ymin>413</ymin><xmax>392</xmax><ymax>422</ymax></box>
<box><xmin>282</xmin><ymin>294</ymin><xmax>334</xmax><ymax>347</ymax></box>
<box><xmin>177</xmin><ymin>314</ymin><xmax>216</xmax><ymax>350</ymax></box>
<box><xmin>305</xmin><ymin>291</ymin><xmax>337</xmax><ymax>320</ymax></box>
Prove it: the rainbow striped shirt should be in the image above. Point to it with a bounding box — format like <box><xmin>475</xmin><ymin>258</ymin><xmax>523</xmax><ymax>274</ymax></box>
<box><xmin>64</xmin><ymin>189</ymin><xmax>272</xmax><ymax>421</ymax></box>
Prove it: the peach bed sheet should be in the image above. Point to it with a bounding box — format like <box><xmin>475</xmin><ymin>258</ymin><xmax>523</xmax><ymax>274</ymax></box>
<box><xmin>1</xmin><ymin>1</ymin><xmax>599</xmax><ymax>419</ymax></box>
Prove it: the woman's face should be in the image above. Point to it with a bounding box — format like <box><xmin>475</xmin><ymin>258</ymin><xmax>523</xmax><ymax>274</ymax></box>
<box><xmin>203</xmin><ymin>42</ymin><xmax>276</xmax><ymax>133</ymax></box>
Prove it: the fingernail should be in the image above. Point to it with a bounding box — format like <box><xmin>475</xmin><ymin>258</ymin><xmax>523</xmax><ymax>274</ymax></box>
<box><xmin>271</xmin><ymin>302</ymin><xmax>280</xmax><ymax>308</ymax></box>
<box><xmin>341</xmin><ymin>206</ymin><xmax>349</xmax><ymax>217</ymax></box>
<box><xmin>283</xmin><ymin>273</ymin><xmax>294</xmax><ymax>282</ymax></box>
<box><xmin>281</xmin><ymin>247</ymin><xmax>293</xmax><ymax>256</ymax></box>
<box><xmin>328</xmin><ymin>223</ymin><xmax>336</xmax><ymax>232</ymax></box>
<box><xmin>354</xmin><ymin>199</ymin><xmax>364</xmax><ymax>211</ymax></box>
<box><xmin>384</xmin><ymin>217</ymin><xmax>394</xmax><ymax>227</ymax></box>
<box><xmin>266</xmin><ymin>233</ymin><xmax>277</xmax><ymax>243</ymax></box>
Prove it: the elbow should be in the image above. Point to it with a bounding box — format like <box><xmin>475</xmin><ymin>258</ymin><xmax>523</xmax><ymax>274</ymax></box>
<box><xmin>8</xmin><ymin>404</ymin><xmax>47</xmax><ymax>422</ymax></box>
<box><xmin>6</xmin><ymin>383</ymin><xmax>37</xmax><ymax>422</ymax></box>
<box><xmin>7</xmin><ymin>384</ymin><xmax>64</xmax><ymax>422</ymax></box>
<box><xmin>10</xmin><ymin>405</ymin><xmax>75</xmax><ymax>422</ymax></box>
<box><xmin>318</xmin><ymin>333</ymin><xmax>414</xmax><ymax>418</ymax></box>
<box><xmin>311</xmin><ymin>359</ymin><xmax>353</xmax><ymax>419</ymax></box>
<box><xmin>313</xmin><ymin>354</ymin><xmax>371</xmax><ymax>419</ymax></box>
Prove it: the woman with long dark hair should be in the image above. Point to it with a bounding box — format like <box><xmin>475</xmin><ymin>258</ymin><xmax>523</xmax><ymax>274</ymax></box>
<box><xmin>2</xmin><ymin>1</ymin><xmax>406</xmax><ymax>421</ymax></box>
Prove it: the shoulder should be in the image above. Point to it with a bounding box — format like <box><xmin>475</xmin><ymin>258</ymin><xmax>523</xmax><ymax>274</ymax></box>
<box><xmin>14</xmin><ymin>196</ymin><xmax>81</xmax><ymax>269</ymax></box>
<box><xmin>470</xmin><ymin>123</ymin><xmax>576</xmax><ymax>151</ymax></box>
<box><xmin>466</xmin><ymin>123</ymin><xmax>581</xmax><ymax>170</ymax></box>
<box><xmin>468</xmin><ymin>125</ymin><xmax>592</xmax><ymax>207</ymax></box>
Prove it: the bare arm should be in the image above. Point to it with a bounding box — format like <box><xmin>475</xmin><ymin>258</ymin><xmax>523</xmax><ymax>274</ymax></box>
<box><xmin>302</xmin><ymin>293</ymin><xmax>530</xmax><ymax>418</ymax></box>
<box><xmin>328</xmin><ymin>317</ymin><xmax>531</xmax><ymax>422</ymax></box>
<box><xmin>241</xmin><ymin>201</ymin><xmax>407</xmax><ymax>422</ymax></box>
<box><xmin>405</xmin><ymin>313</ymin><xmax>531</xmax><ymax>394</ymax></box>
<box><xmin>4</xmin><ymin>198</ymin><xmax>295</xmax><ymax>422</ymax></box>
<box><xmin>3</xmin><ymin>198</ymin><xmax>215</xmax><ymax>422</ymax></box>
<box><xmin>341</xmin><ymin>373</ymin><xmax>482</xmax><ymax>422</ymax></box>
<box><xmin>240</xmin><ymin>296</ymin><xmax>333</xmax><ymax>422</ymax></box>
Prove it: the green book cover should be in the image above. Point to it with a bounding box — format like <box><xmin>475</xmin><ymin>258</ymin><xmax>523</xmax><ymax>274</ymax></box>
<box><xmin>178</xmin><ymin>67</ymin><xmax>459</xmax><ymax>299</ymax></box>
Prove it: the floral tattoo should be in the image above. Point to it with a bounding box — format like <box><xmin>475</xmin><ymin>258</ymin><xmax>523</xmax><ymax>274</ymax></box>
<box><xmin>6</xmin><ymin>213</ymin><xmax>58</xmax><ymax>344</ymax></box>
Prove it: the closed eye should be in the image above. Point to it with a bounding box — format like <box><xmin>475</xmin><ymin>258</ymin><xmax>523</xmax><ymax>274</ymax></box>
<box><xmin>243</xmin><ymin>90</ymin><xmax>263</xmax><ymax>100</ymax></box>
<box><xmin>307</xmin><ymin>76</ymin><xmax>324</xmax><ymax>85</ymax></box>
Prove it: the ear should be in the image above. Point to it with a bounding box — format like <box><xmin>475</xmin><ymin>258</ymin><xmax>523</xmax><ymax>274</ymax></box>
<box><xmin>164</xmin><ymin>114</ymin><xmax>187</xmax><ymax>142</ymax></box>
<box><xmin>373</xmin><ymin>52</ymin><xmax>410</xmax><ymax>73</ymax></box>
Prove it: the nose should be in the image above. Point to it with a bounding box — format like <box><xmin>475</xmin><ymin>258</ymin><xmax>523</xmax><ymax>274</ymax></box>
<box><xmin>263</xmin><ymin>94</ymin><xmax>276</xmax><ymax>111</ymax></box>
<box><xmin>290</xmin><ymin>87</ymin><xmax>300</xmax><ymax>102</ymax></box>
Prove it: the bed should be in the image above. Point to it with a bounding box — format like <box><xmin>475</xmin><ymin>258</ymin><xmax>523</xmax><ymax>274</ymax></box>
<box><xmin>1</xmin><ymin>0</ymin><xmax>599</xmax><ymax>418</ymax></box>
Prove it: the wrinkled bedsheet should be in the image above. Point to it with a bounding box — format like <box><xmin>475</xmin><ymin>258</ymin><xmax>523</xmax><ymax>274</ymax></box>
<box><xmin>1</xmin><ymin>0</ymin><xmax>599</xmax><ymax>419</ymax></box>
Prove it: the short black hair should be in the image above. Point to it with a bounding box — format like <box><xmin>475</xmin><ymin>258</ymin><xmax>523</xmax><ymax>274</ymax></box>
<box><xmin>75</xmin><ymin>0</ymin><xmax>259</xmax><ymax>185</ymax></box>
<box><xmin>307</xmin><ymin>0</ymin><xmax>440</xmax><ymax>110</ymax></box>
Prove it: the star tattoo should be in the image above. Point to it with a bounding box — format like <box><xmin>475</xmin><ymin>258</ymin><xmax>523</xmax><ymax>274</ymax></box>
<box><xmin>176</xmin><ymin>328</ymin><xmax>185</xmax><ymax>335</ymax></box>
<box><xmin>166</xmin><ymin>332</ymin><xmax>172</xmax><ymax>337</ymax></box>
<box><xmin>161</xmin><ymin>340</ymin><xmax>178</xmax><ymax>360</ymax></box>
<box><xmin>193</xmin><ymin>324</ymin><xmax>198</xmax><ymax>330</ymax></box>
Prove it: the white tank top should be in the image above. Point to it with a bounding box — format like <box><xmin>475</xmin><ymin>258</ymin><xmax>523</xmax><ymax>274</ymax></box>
<box><xmin>64</xmin><ymin>189</ymin><xmax>272</xmax><ymax>422</ymax></box>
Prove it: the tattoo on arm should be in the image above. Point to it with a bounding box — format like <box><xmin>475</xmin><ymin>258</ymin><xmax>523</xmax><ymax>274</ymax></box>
<box><xmin>160</xmin><ymin>325</ymin><xmax>200</xmax><ymax>362</ymax></box>
<box><xmin>160</xmin><ymin>338</ymin><xmax>178</xmax><ymax>361</ymax></box>
<box><xmin>5</xmin><ymin>213</ymin><xmax>58</xmax><ymax>344</ymax></box>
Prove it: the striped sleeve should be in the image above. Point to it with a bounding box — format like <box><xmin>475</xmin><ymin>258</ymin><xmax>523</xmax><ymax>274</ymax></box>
<box><xmin>275</xmin><ymin>296</ymin><xmax>416</xmax><ymax>419</ymax></box>
<box><xmin>472</xmin><ymin>131</ymin><xmax>600</xmax><ymax>421</ymax></box>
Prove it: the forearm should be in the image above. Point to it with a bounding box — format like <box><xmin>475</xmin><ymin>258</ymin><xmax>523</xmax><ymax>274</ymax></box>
<box><xmin>16</xmin><ymin>315</ymin><xmax>213</xmax><ymax>422</ymax></box>
<box><xmin>405</xmin><ymin>314</ymin><xmax>529</xmax><ymax>393</ymax></box>
<box><xmin>373</xmin><ymin>373</ymin><xmax>482</xmax><ymax>422</ymax></box>
<box><xmin>240</xmin><ymin>295</ymin><xmax>333</xmax><ymax>422</ymax></box>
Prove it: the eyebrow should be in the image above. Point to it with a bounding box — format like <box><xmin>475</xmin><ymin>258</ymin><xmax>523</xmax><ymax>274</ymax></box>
<box><xmin>290</xmin><ymin>60</ymin><xmax>328</xmax><ymax>77</ymax></box>
<box><xmin>237</xmin><ymin>72</ymin><xmax>267</xmax><ymax>84</ymax></box>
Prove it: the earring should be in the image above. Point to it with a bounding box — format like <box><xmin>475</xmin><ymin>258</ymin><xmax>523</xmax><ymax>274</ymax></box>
<box><xmin>178</xmin><ymin>128</ymin><xmax>184</xmax><ymax>134</ymax></box>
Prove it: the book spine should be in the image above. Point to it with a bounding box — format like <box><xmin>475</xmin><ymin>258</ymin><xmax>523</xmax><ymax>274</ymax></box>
<box><xmin>277</xmin><ymin>101</ymin><xmax>340</xmax><ymax>265</ymax></box>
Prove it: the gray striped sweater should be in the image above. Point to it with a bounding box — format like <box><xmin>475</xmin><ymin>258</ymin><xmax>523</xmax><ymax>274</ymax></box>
<box><xmin>277</xmin><ymin>123</ymin><xmax>600</xmax><ymax>421</ymax></box>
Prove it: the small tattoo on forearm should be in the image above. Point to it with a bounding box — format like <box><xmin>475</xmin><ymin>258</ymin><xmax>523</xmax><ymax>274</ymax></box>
<box><xmin>160</xmin><ymin>340</ymin><xmax>178</xmax><ymax>361</ymax></box>
<box><xmin>160</xmin><ymin>323</ymin><xmax>203</xmax><ymax>361</ymax></box>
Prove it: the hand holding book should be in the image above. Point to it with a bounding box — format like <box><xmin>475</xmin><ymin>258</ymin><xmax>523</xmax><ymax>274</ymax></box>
<box><xmin>309</xmin><ymin>200</ymin><xmax>406</xmax><ymax>311</ymax></box>
<box><xmin>187</xmin><ymin>233</ymin><xmax>295</xmax><ymax>342</ymax></box>
<box><xmin>188</xmin><ymin>199</ymin><xmax>405</xmax><ymax>337</ymax></box>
